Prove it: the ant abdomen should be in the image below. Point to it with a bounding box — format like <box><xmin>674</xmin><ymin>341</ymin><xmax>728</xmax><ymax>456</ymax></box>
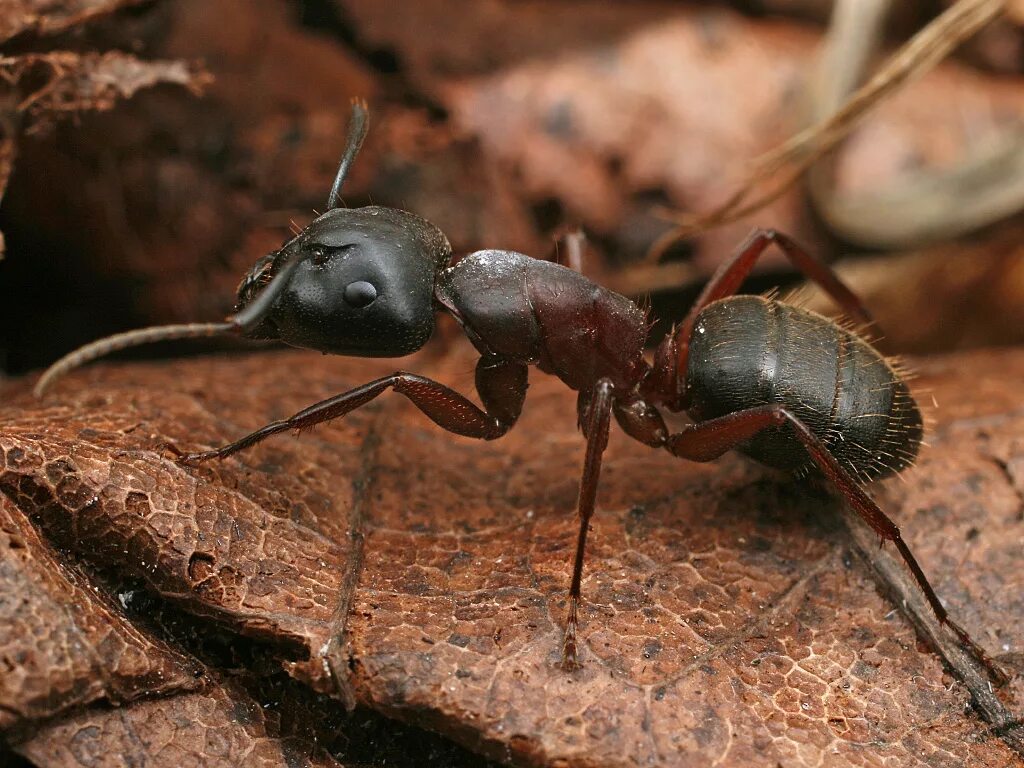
<box><xmin>684</xmin><ymin>295</ymin><xmax>923</xmax><ymax>481</ymax></box>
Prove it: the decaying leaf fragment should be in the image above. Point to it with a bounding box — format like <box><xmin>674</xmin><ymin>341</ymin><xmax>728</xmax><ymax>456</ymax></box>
<box><xmin>0</xmin><ymin>494</ymin><xmax>202</xmax><ymax>733</ymax></box>
<box><xmin>0</xmin><ymin>0</ymin><xmax>144</xmax><ymax>44</ymax></box>
<box><xmin>0</xmin><ymin>381</ymin><xmax>358</xmax><ymax>693</ymax></box>
<box><xmin>0</xmin><ymin>2</ymin><xmax>210</xmax><ymax>260</ymax></box>
<box><xmin>2</xmin><ymin>342</ymin><xmax>1022</xmax><ymax>766</ymax></box>
<box><xmin>0</xmin><ymin>51</ymin><xmax>209</xmax><ymax>134</ymax></box>
<box><xmin>798</xmin><ymin>222</ymin><xmax>1024</xmax><ymax>354</ymax></box>
<box><xmin>13</xmin><ymin>672</ymin><xmax>347</xmax><ymax>768</ymax></box>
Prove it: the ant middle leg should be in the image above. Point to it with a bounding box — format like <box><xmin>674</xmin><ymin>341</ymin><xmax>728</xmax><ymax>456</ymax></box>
<box><xmin>663</xmin><ymin>405</ymin><xmax>1003</xmax><ymax>683</ymax></box>
<box><xmin>562</xmin><ymin>378</ymin><xmax>615</xmax><ymax>669</ymax></box>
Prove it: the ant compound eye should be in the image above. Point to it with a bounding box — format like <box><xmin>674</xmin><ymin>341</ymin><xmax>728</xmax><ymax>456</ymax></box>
<box><xmin>310</xmin><ymin>242</ymin><xmax>356</xmax><ymax>267</ymax></box>
<box><xmin>310</xmin><ymin>245</ymin><xmax>329</xmax><ymax>266</ymax></box>
<box><xmin>343</xmin><ymin>280</ymin><xmax>378</xmax><ymax>308</ymax></box>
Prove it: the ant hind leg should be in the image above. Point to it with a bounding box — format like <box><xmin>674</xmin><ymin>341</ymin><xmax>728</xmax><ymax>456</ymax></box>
<box><xmin>664</xmin><ymin>404</ymin><xmax>1005</xmax><ymax>684</ymax></box>
<box><xmin>649</xmin><ymin>229</ymin><xmax>874</xmax><ymax>410</ymax></box>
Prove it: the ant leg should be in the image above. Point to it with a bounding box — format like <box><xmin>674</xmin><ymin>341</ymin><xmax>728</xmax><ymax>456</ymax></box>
<box><xmin>551</xmin><ymin>227</ymin><xmax>586</xmax><ymax>273</ymax></box>
<box><xmin>178</xmin><ymin>357</ymin><xmax>527</xmax><ymax>464</ymax></box>
<box><xmin>665</xmin><ymin>405</ymin><xmax>1002</xmax><ymax>682</ymax></box>
<box><xmin>688</xmin><ymin>228</ymin><xmax>871</xmax><ymax>327</ymax></box>
<box><xmin>563</xmin><ymin>379</ymin><xmax>614</xmax><ymax>669</ymax></box>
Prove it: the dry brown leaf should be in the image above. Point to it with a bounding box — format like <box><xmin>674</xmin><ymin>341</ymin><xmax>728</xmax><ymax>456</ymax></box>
<box><xmin>433</xmin><ymin>4</ymin><xmax>823</xmax><ymax>270</ymax></box>
<box><xmin>343</xmin><ymin>347</ymin><xmax>1024</xmax><ymax>765</ymax></box>
<box><xmin>0</xmin><ymin>374</ymin><xmax>359</xmax><ymax>694</ymax></box>
<box><xmin>0</xmin><ymin>51</ymin><xmax>209</xmax><ymax>133</ymax></box>
<box><xmin>405</xmin><ymin>2</ymin><xmax>1023</xmax><ymax>271</ymax></box>
<box><xmin>798</xmin><ymin>221</ymin><xmax>1024</xmax><ymax>354</ymax></box>
<box><xmin>339</xmin><ymin>0</ymin><xmax>675</xmax><ymax>86</ymax></box>
<box><xmin>0</xmin><ymin>0</ymin><xmax>143</xmax><ymax>44</ymax></box>
<box><xmin>0</xmin><ymin>494</ymin><xmax>202</xmax><ymax>733</ymax></box>
<box><xmin>3</xmin><ymin>340</ymin><xmax>1023</xmax><ymax>766</ymax></box>
<box><xmin>13</xmin><ymin>672</ymin><xmax>347</xmax><ymax>767</ymax></box>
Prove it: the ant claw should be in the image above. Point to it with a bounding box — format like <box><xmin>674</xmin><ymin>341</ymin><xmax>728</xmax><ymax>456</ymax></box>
<box><xmin>160</xmin><ymin>442</ymin><xmax>221</xmax><ymax>466</ymax></box>
<box><xmin>561</xmin><ymin>631</ymin><xmax>581</xmax><ymax>671</ymax></box>
<box><xmin>177</xmin><ymin>450</ymin><xmax>220</xmax><ymax>467</ymax></box>
<box><xmin>158</xmin><ymin>441</ymin><xmax>186</xmax><ymax>459</ymax></box>
<box><xmin>945</xmin><ymin>617</ymin><xmax>1010</xmax><ymax>687</ymax></box>
<box><xmin>159</xmin><ymin>442</ymin><xmax>215</xmax><ymax>466</ymax></box>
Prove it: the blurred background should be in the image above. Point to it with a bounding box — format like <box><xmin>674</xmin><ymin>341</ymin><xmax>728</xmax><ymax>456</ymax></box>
<box><xmin>1</xmin><ymin>0</ymin><xmax>1023</xmax><ymax>377</ymax></box>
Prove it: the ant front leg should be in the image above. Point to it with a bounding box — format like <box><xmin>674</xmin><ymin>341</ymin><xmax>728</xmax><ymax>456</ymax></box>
<box><xmin>664</xmin><ymin>405</ymin><xmax>1004</xmax><ymax>683</ymax></box>
<box><xmin>562</xmin><ymin>378</ymin><xmax>614</xmax><ymax>670</ymax></box>
<box><xmin>178</xmin><ymin>355</ymin><xmax>527</xmax><ymax>464</ymax></box>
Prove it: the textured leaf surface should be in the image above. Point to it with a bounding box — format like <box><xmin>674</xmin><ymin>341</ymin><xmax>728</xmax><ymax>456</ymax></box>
<box><xmin>0</xmin><ymin>364</ymin><xmax>363</xmax><ymax>692</ymax></box>
<box><xmin>0</xmin><ymin>494</ymin><xmax>201</xmax><ymax>732</ymax></box>
<box><xmin>14</xmin><ymin>672</ymin><xmax>346</xmax><ymax>768</ymax></box>
<box><xmin>2</xmin><ymin>344</ymin><xmax>1022</xmax><ymax>766</ymax></box>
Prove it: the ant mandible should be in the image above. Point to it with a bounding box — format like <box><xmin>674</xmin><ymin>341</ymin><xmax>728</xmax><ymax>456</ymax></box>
<box><xmin>35</xmin><ymin>100</ymin><xmax>994</xmax><ymax>675</ymax></box>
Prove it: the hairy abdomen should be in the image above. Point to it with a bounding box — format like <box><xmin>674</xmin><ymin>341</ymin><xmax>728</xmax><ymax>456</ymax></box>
<box><xmin>684</xmin><ymin>296</ymin><xmax>922</xmax><ymax>481</ymax></box>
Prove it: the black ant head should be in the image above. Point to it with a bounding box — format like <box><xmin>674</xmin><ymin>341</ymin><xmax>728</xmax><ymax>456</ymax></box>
<box><xmin>235</xmin><ymin>206</ymin><xmax>451</xmax><ymax>356</ymax></box>
<box><xmin>33</xmin><ymin>100</ymin><xmax>453</xmax><ymax>396</ymax></box>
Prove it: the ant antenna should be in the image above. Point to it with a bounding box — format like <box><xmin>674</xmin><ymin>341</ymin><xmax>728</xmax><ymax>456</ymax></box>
<box><xmin>34</xmin><ymin>322</ymin><xmax>234</xmax><ymax>397</ymax></box>
<box><xmin>34</xmin><ymin>231</ymin><xmax>315</xmax><ymax>396</ymax></box>
<box><xmin>33</xmin><ymin>251</ymin><xmax>310</xmax><ymax>397</ymax></box>
<box><xmin>326</xmin><ymin>98</ymin><xmax>370</xmax><ymax>211</ymax></box>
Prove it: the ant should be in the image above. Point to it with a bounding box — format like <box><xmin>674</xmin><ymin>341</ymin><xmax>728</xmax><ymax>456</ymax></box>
<box><xmin>35</xmin><ymin>100</ymin><xmax>997</xmax><ymax>675</ymax></box>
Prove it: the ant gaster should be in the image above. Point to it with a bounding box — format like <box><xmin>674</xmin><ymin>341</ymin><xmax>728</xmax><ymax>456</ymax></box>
<box><xmin>35</xmin><ymin>100</ymin><xmax>995</xmax><ymax>674</ymax></box>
